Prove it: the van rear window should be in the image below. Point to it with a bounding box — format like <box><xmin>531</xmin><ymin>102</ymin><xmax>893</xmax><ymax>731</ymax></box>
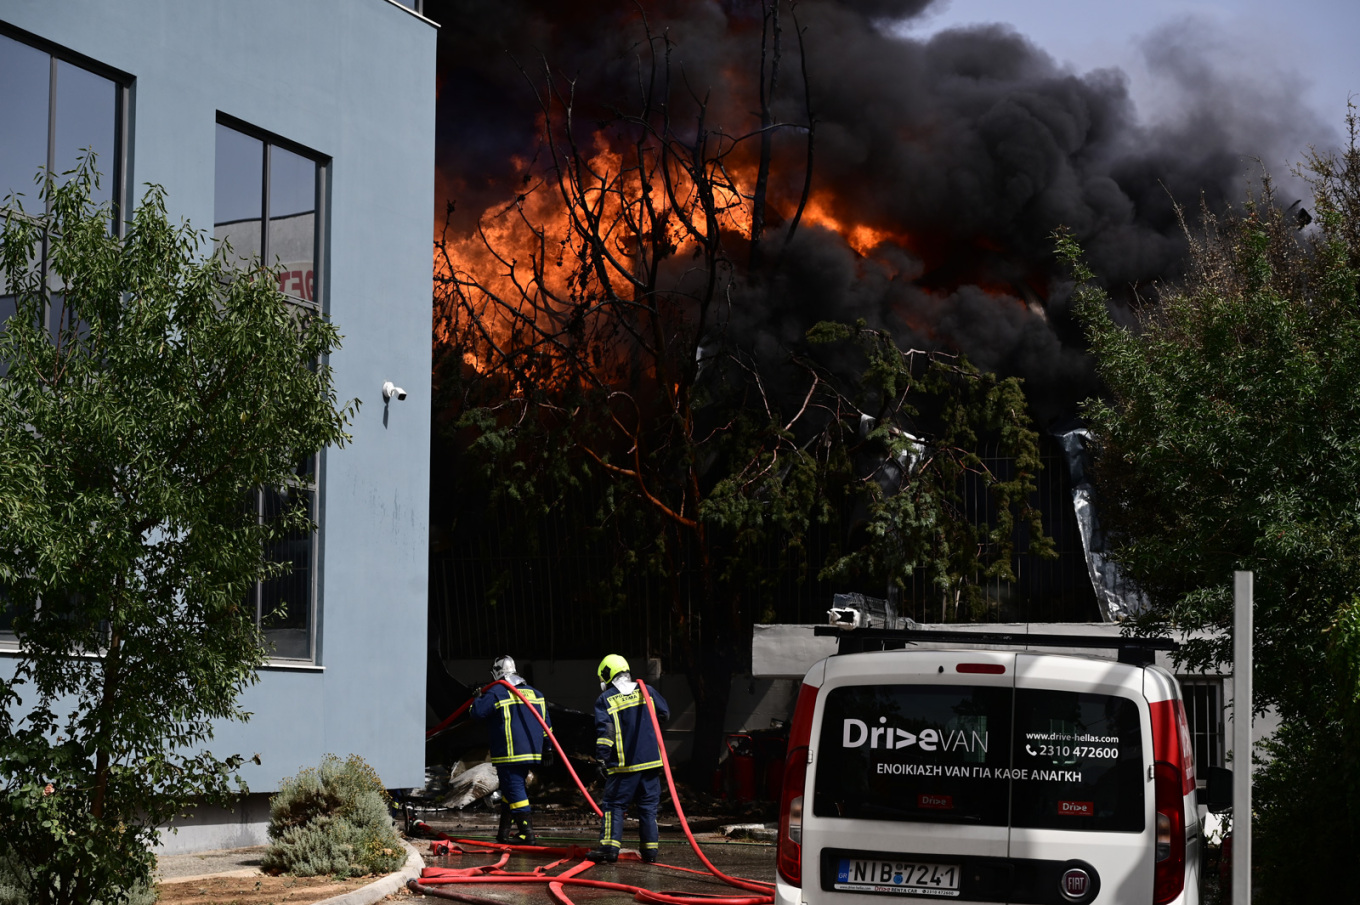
<box><xmin>812</xmin><ymin>684</ymin><xmax>1145</xmax><ymax>833</ymax></box>
<box><xmin>1011</xmin><ymin>688</ymin><xmax>1144</xmax><ymax>832</ymax></box>
<box><xmin>813</xmin><ymin>685</ymin><xmax>1014</xmax><ymax>826</ymax></box>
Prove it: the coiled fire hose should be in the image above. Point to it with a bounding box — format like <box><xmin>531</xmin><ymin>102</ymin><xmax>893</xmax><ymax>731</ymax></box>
<box><xmin>411</xmin><ymin>678</ymin><xmax>776</xmax><ymax>904</ymax></box>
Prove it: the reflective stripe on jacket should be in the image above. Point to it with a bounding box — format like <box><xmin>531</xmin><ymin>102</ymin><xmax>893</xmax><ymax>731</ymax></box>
<box><xmin>594</xmin><ymin>681</ymin><xmax>670</xmax><ymax>774</ymax></box>
<box><xmin>472</xmin><ymin>681</ymin><xmax>551</xmax><ymax>764</ymax></box>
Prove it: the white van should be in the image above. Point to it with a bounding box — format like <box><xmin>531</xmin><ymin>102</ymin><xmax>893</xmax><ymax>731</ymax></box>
<box><xmin>774</xmin><ymin>629</ymin><xmax>1200</xmax><ymax>905</ymax></box>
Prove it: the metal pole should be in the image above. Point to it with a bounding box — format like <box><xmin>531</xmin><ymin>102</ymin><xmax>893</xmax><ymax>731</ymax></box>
<box><xmin>1233</xmin><ymin>570</ymin><xmax>1253</xmax><ymax>904</ymax></box>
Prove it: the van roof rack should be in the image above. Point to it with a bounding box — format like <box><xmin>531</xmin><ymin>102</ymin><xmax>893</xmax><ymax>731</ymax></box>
<box><xmin>812</xmin><ymin>626</ymin><xmax>1178</xmax><ymax>666</ymax></box>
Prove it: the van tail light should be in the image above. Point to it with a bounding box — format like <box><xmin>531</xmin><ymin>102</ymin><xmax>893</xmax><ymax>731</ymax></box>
<box><xmin>778</xmin><ymin>748</ymin><xmax>808</xmax><ymax>885</ymax></box>
<box><xmin>1149</xmin><ymin>698</ymin><xmax>1195</xmax><ymax>795</ymax></box>
<box><xmin>777</xmin><ymin>682</ymin><xmax>819</xmax><ymax>887</ymax></box>
<box><xmin>1153</xmin><ymin>760</ymin><xmax>1186</xmax><ymax>904</ymax></box>
<box><xmin>1149</xmin><ymin>697</ymin><xmax>1193</xmax><ymax>904</ymax></box>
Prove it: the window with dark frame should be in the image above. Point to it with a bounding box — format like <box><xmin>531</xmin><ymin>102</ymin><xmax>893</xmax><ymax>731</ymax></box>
<box><xmin>1</xmin><ymin>26</ymin><xmax>126</xmax><ymax>373</ymax></box>
<box><xmin>0</xmin><ymin>28</ymin><xmax>124</xmax><ymax>219</ymax></box>
<box><xmin>214</xmin><ymin>120</ymin><xmax>322</xmax><ymax>310</ymax></box>
<box><xmin>0</xmin><ymin>585</ymin><xmax>12</xmax><ymax>645</ymax></box>
<box><xmin>1180</xmin><ymin>679</ymin><xmax>1225</xmax><ymax>774</ymax></box>
<box><xmin>214</xmin><ymin>116</ymin><xmax>328</xmax><ymax>662</ymax></box>
<box><xmin>249</xmin><ymin>465</ymin><xmax>319</xmax><ymax>662</ymax></box>
<box><xmin>0</xmin><ymin>27</ymin><xmax>128</xmax><ymax>644</ymax></box>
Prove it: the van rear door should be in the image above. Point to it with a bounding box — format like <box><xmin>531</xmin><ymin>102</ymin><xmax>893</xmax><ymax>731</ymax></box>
<box><xmin>807</xmin><ymin>650</ymin><xmax>1016</xmax><ymax>903</ymax></box>
<box><xmin>1008</xmin><ymin>653</ymin><xmax>1153</xmax><ymax>904</ymax></box>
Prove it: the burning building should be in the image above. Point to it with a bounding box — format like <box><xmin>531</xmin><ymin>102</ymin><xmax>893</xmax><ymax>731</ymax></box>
<box><xmin>422</xmin><ymin>0</ymin><xmax>1332</xmax><ymax>771</ymax></box>
<box><xmin>428</xmin><ymin>0</ymin><xmax>1326</xmax><ymax>422</ymax></box>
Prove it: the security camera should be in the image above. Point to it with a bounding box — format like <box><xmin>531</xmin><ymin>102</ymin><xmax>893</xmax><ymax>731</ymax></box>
<box><xmin>382</xmin><ymin>381</ymin><xmax>407</xmax><ymax>401</ymax></box>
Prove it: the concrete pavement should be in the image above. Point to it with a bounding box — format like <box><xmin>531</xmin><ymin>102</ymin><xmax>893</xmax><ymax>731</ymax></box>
<box><xmin>154</xmin><ymin>814</ymin><xmax>779</xmax><ymax>905</ymax></box>
<box><xmin>154</xmin><ymin>837</ymin><xmax>424</xmax><ymax>904</ymax></box>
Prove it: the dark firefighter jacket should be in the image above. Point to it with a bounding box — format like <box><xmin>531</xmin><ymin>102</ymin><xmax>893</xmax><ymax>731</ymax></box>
<box><xmin>594</xmin><ymin>679</ymin><xmax>670</xmax><ymax>774</ymax></box>
<box><xmin>472</xmin><ymin>680</ymin><xmax>551</xmax><ymax>764</ymax></box>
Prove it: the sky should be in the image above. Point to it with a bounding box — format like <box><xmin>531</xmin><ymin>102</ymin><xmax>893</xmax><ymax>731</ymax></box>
<box><xmin>900</xmin><ymin>0</ymin><xmax>1360</xmax><ymax>173</ymax></box>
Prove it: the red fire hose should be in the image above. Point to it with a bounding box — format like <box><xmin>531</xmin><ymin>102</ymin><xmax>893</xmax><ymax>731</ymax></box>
<box><xmin>425</xmin><ymin>695</ymin><xmax>476</xmax><ymax>740</ymax></box>
<box><xmin>426</xmin><ymin>679</ymin><xmax>602</xmax><ymax>816</ymax></box>
<box><xmin>494</xmin><ymin>678</ymin><xmax>602</xmax><ymax>817</ymax></box>
<box><xmin>412</xmin><ymin>677</ymin><xmax>775</xmax><ymax>905</ymax></box>
<box><xmin>636</xmin><ymin>679</ymin><xmax>774</xmax><ymax>897</ymax></box>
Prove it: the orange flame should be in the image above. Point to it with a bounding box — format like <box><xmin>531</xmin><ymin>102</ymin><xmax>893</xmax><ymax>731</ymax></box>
<box><xmin>435</xmin><ymin>126</ymin><xmax>1040</xmax><ymax>389</ymax></box>
<box><xmin>798</xmin><ymin>196</ymin><xmax>904</xmax><ymax>256</ymax></box>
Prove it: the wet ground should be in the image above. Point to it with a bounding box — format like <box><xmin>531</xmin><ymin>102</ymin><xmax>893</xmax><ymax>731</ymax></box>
<box><xmin>413</xmin><ymin>812</ymin><xmax>778</xmax><ymax>905</ymax></box>
<box><xmin>152</xmin><ymin>796</ymin><xmax>780</xmax><ymax>904</ymax></box>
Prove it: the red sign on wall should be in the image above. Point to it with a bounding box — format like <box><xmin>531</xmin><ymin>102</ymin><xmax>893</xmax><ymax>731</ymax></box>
<box><xmin>276</xmin><ymin>263</ymin><xmax>315</xmax><ymax>302</ymax></box>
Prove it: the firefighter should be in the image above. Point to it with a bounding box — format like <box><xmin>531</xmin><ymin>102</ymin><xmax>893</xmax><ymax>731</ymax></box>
<box><xmin>586</xmin><ymin>654</ymin><xmax>670</xmax><ymax>863</ymax></box>
<box><xmin>471</xmin><ymin>655</ymin><xmax>552</xmax><ymax>845</ymax></box>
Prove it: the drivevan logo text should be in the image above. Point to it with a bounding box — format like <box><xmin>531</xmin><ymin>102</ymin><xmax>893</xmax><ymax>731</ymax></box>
<box><xmin>842</xmin><ymin>717</ymin><xmax>988</xmax><ymax>754</ymax></box>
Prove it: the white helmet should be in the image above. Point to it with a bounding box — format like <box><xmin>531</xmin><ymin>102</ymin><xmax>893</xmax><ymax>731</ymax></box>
<box><xmin>490</xmin><ymin>655</ymin><xmax>517</xmax><ymax>681</ymax></box>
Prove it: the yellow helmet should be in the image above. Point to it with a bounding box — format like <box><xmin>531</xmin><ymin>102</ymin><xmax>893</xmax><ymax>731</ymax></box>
<box><xmin>597</xmin><ymin>654</ymin><xmax>630</xmax><ymax>685</ymax></box>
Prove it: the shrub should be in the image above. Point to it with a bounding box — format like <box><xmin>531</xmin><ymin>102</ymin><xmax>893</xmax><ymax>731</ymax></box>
<box><xmin>1253</xmin><ymin>722</ymin><xmax>1358</xmax><ymax>902</ymax></box>
<box><xmin>0</xmin><ymin>850</ymin><xmax>153</xmax><ymax>905</ymax></box>
<box><xmin>261</xmin><ymin>755</ymin><xmax>405</xmax><ymax>878</ymax></box>
<box><xmin>0</xmin><ymin>851</ymin><xmax>23</xmax><ymax>905</ymax></box>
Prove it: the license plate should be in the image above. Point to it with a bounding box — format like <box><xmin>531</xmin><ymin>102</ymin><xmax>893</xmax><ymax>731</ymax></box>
<box><xmin>835</xmin><ymin>858</ymin><xmax>960</xmax><ymax>897</ymax></box>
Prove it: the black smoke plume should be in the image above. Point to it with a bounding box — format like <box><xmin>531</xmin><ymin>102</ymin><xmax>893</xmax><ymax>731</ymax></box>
<box><xmin>426</xmin><ymin>0</ymin><xmax>1333</xmax><ymax>421</ymax></box>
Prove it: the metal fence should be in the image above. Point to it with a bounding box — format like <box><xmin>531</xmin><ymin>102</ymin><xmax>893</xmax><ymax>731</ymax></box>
<box><xmin>429</xmin><ymin>434</ymin><xmax>1099</xmax><ymax>665</ymax></box>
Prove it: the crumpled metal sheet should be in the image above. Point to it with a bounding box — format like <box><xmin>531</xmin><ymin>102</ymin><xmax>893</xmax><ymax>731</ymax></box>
<box><xmin>827</xmin><ymin>591</ymin><xmax>918</xmax><ymax>630</ymax></box>
<box><xmin>442</xmin><ymin>760</ymin><xmax>499</xmax><ymax>810</ymax></box>
<box><xmin>1058</xmin><ymin>428</ymin><xmax>1149</xmax><ymax>622</ymax></box>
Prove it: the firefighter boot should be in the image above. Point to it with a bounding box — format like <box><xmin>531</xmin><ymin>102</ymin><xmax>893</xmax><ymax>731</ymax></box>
<box><xmin>496</xmin><ymin>802</ymin><xmax>513</xmax><ymax>844</ymax></box>
<box><xmin>512</xmin><ymin>812</ymin><xmax>536</xmax><ymax>846</ymax></box>
<box><xmin>585</xmin><ymin>846</ymin><xmax>618</xmax><ymax>863</ymax></box>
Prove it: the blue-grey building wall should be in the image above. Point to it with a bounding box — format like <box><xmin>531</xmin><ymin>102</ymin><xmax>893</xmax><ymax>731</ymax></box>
<box><xmin>0</xmin><ymin>0</ymin><xmax>435</xmax><ymax>829</ymax></box>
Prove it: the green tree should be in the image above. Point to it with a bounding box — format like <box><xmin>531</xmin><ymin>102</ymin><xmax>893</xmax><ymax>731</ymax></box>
<box><xmin>1067</xmin><ymin>108</ymin><xmax>1360</xmax><ymax>900</ymax></box>
<box><xmin>435</xmin><ymin>11</ymin><xmax>1051</xmax><ymax>781</ymax></box>
<box><xmin>0</xmin><ymin>161</ymin><xmax>357</xmax><ymax>905</ymax></box>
